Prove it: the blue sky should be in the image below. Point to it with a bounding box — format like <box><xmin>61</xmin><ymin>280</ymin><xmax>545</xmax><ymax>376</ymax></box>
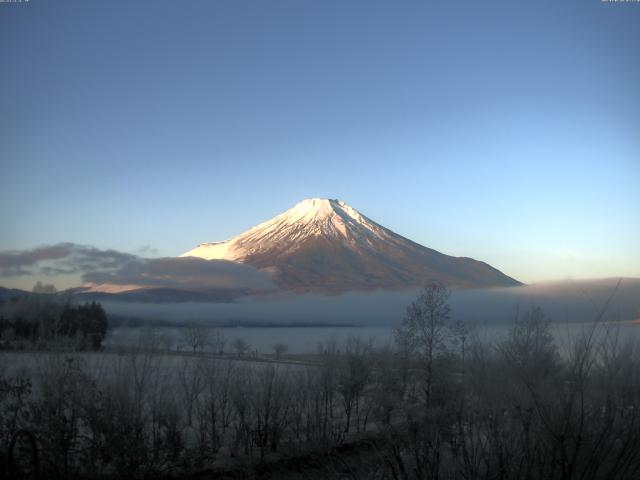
<box><xmin>1</xmin><ymin>0</ymin><xmax>638</xmax><ymax>287</ymax></box>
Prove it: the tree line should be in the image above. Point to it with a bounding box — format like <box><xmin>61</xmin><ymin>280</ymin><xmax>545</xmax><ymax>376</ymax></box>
<box><xmin>0</xmin><ymin>283</ymin><xmax>638</xmax><ymax>479</ymax></box>
<box><xmin>0</xmin><ymin>292</ymin><xmax>108</xmax><ymax>351</ymax></box>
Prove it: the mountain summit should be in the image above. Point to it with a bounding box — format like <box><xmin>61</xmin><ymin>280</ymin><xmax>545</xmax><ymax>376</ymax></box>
<box><xmin>181</xmin><ymin>198</ymin><xmax>521</xmax><ymax>292</ymax></box>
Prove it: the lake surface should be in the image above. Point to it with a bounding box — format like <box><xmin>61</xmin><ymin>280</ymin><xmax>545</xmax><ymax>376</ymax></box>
<box><xmin>106</xmin><ymin>320</ymin><xmax>640</xmax><ymax>354</ymax></box>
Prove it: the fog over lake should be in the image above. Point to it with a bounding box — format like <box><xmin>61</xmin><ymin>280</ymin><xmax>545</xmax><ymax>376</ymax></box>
<box><xmin>101</xmin><ymin>278</ymin><xmax>639</xmax><ymax>326</ymax></box>
<box><xmin>101</xmin><ymin>278</ymin><xmax>640</xmax><ymax>353</ymax></box>
<box><xmin>106</xmin><ymin>321</ymin><xmax>640</xmax><ymax>354</ymax></box>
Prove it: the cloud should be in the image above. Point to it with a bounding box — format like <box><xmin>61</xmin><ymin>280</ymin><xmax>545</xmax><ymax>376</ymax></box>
<box><xmin>0</xmin><ymin>244</ymin><xmax>74</xmax><ymax>276</ymax></box>
<box><xmin>0</xmin><ymin>243</ymin><xmax>274</xmax><ymax>291</ymax></box>
<box><xmin>84</xmin><ymin>256</ymin><xmax>274</xmax><ymax>290</ymax></box>
<box><xmin>99</xmin><ymin>278</ymin><xmax>639</xmax><ymax>326</ymax></box>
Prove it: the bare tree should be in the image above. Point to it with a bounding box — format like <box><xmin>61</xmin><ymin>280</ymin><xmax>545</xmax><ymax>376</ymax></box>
<box><xmin>451</xmin><ymin>318</ymin><xmax>472</xmax><ymax>375</ymax></box>
<box><xmin>177</xmin><ymin>357</ymin><xmax>206</xmax><ymax>427</ymax></box>
<box><xmin>210</xmin><ymin>328</ymin><xmax>226</xmax><ymax>355</ymax></box>
<box><xmin>338</xmin><ymin>336</ymin><xmax>372</xmax><ymax>433</ymax></box>
<box><xmin>180</xmin><ymin>324</ymin><xmax>210</xmax><ymax>353</ymax></box>
<box><xmin>370</xmin><ymin>344</ymin><xmax>406</xmax><ymax>427</ymax></box>
<box><xmin>499</xmin><ymin>306</ymin><xmax>559</xmax><ymax>386</ymax></box>
<box><xmin>195</xmin><ymin>359</ymin><xmax>234</xmax><ymax>454</ymax></box>
<box><xmin>232</xmin><ymin>337</ymin><xmax>249</xmax><ymax>357</ymax></box>
<box><xmin>229</xmin><ymin>366</ymin><xmax>254</xmax><ymax>456</ymax></box>
<box><xmin>272</xmin><ymin>342</ymin><xmax>288</xmax><ymax>360</ymax></box>
<box><xmin>395</xmin><ymin>282</ymin><xmax>451</xmax><ymax>408</ymax></box>
<box><xmin>251</xmin><ymin>365</ymin><xmax>292</xmax><ymax>456</ymax></box>
<box><xmin>315</xmin><ymin>338</ymin><xmax>342</xmax><ymax>444</ymax></box>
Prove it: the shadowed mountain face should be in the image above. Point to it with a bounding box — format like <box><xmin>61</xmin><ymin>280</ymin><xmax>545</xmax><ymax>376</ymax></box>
<box><xmin>182</xmin><ymin>198</ymin><xmax>521</xmax><ymax>293</ymax></box>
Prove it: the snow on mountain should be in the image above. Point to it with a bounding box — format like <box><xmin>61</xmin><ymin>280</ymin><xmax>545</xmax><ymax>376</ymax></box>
<box><xmin>182</xmin><ymin>199</ymin><xmax>393</xmax><ymax>261</ymax></box>
<box><xmin>182</xmin><ymin>198</ymin><xmax>521</xmax><ymax>292</ymax></box>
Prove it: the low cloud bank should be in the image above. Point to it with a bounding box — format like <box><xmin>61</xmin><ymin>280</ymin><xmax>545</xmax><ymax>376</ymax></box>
<box><xmin>452</xmin><ymin>278</ymin><xmax>639</xmax><ymax>325</ymax></box>
<box><xmin>1</xmin><ymin>245</ymin><xmax>637</xmax><ymax>326</ymax></box>
<box><xmin>102</xmin><ymin>278</ymin><xmax>640</xmax><ymax>326</ymax></box>
<box><xmin>0</xmin><ymin>243</ymin><xmax>274</xmax><ymax>291</ymax></box>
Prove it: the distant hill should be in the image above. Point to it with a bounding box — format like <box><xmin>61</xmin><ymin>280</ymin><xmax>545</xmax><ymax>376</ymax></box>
<box><xmin>0</xmin><ymin>286</ymin><xmax>31</xmax><ymax>302</ymax></box>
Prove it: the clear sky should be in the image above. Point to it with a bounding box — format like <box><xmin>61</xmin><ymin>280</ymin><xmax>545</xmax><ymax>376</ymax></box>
<box><xmin>1</xmin><ymin>0</ymin><xmax>638</xmax><ymax>287</ymax></box>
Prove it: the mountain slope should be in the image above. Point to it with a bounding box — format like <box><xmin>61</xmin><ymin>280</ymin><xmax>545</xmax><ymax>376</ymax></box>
<box><xmin>182</xmin><ymin>198</ymin><xmax>521</xmax><ymax>292</ymax></box>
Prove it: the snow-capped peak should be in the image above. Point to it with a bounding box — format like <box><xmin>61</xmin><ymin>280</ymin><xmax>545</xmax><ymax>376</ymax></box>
<box><xmin>271</xmin><ymin>198</ymin><xmax>366</xmax><ymax>226</ymax></box>
<box><xmin>287</xmin><ymin>198</ymin><xmax>337</xmax><ymax>222</ymax></box>
<box><xmin>181</xmin><ymin>198</ymin><xmax>387</xmax><ymax>262</ymax></box>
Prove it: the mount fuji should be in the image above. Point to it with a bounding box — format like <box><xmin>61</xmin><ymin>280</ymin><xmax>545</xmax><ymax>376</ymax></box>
<box><xmin>182</xmin><ymin>198</ymin><xmax>521</xmax><ymax>293</ymax></box>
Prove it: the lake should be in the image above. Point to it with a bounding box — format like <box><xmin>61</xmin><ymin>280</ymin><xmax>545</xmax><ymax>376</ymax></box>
<box><xmin>105</xmin><ymin>320</ymin><xmax>640</xmax><ymax>354</ymax></box>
